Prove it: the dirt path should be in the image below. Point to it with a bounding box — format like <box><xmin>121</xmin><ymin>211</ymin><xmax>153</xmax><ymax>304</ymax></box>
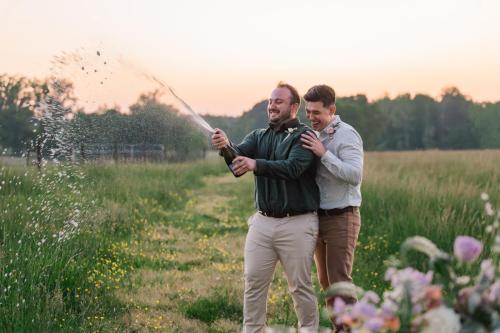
<box><xmin>115</xmin><ymin>173</ymin><xmax>249</xmax><ymax>332</ymax></box>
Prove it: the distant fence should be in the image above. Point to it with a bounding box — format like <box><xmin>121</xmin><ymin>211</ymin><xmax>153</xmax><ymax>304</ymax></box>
<box><xmin>1</xmin><ymin>144</ymin><xmax>216</xmax><ymax>166</ymax></box>
<box><xmin>75</xmin><ymin>144</ymin><xmax>207</xmax><ymax>162</ymax></box>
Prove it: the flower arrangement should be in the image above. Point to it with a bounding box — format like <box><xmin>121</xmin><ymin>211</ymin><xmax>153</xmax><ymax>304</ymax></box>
<box><xmin>325</xmin><ymin>127</ymin><xmax>335</xmax><ymax>135</ymax></box>
<box><xmin>327</xmin><ymin>193</ymin><xmax>500</xmax><ymax>333</ymax></box>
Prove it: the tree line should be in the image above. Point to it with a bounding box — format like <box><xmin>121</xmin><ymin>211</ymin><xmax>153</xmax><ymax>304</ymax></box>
<box><xmin>0</xmin><ymin>75</ymin><xmax>208</xmax><ymax>163</ymax></box>
<box><xmin>205</xmin><ymin>87</ymin><xmax>500</xmax><ymax>151</ymax></box>
<box><xmin>1</xmin><ymin>74</ymin><xmax>499</xmax><ymax>163</ymax></box>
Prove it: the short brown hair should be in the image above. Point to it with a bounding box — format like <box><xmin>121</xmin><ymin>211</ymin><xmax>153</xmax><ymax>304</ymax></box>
<box><xmin>276</xmin><ymin>81</ymin><xmax>300</xmax><ymax>106</ymax></box>
<box><xmin>304</xmin><ymin>84</ymin><xmax>336</xmax><ymax>107</ymax></box>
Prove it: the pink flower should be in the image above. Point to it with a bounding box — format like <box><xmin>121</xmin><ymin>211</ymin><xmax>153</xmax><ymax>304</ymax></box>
<box><xmin>489</xmin><ymin>281</ymin><xmax>500</xmax><ymax>303</ymax></box>
<box><xmin>365</xmin><ymin>317</ymin><xmax>385</xmax><ymax>331</ymax></box>
<box><xmin>454</xmin><ymin>236</ymin><xmax>482</xmax><ymax>263</ymax></box>
<box><xmin>332</xmin><ymin>297</ymin><xmax>346</xmax><ymax>315</ymax></box>
<box><xmin>480</xmin><ymin>259</ymin><xmax>495</xmax><ymax>281</ymax></box>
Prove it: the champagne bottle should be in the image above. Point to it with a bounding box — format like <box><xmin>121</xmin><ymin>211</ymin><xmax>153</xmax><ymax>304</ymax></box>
<box><xmin>220</xmin><ymin>145</ymin><xmax>241</xmax><ymax>177</ymax></box>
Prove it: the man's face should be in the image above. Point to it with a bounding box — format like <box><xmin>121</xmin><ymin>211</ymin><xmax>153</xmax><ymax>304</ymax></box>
<box><xmin>267</xmin><ymin>87</ymin><xmax>296</xmax><ymax>124</ymax></box>
<box><xmin>305</xmin><ymin>101</ymin><xmax>336</xmax><ymax>131</ymax></box>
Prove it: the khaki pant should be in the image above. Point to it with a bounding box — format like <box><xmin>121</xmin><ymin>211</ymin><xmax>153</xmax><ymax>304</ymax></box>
<box><xmin>243</xmin><ymin>212</ymin><xmax>319</xmax><ymax>333</ymax></box>
<box><xmin>314</xmin><ymin>208</ymin><xmax>361</xmax><ymax>304</ymax></box>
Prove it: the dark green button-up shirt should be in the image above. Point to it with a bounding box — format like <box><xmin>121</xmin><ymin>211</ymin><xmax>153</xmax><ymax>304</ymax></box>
<box><xmin>233</xmin><ymin>119</ymin><xmax>319</xmax><ymax>215</ymax></box>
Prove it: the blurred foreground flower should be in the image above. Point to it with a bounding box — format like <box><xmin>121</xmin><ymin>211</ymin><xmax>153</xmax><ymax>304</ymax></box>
<box><xmin>325</xmin><ymin>193</ymin><xmax>499</xmax><ymax>333</ymax></box>
<box><xmin>418</xmin><ymin>306</ymin><xmax>460</xmax><ymax>333</ymax></box>
<box><xmin>454</xmin><ymin>236</ymin><xmax>482</xmax><ymax>263</ymax></box>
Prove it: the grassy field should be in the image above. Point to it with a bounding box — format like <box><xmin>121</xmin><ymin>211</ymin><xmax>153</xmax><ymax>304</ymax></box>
<box><xmin>0</xmin><ymin>150</ymin><xmax>499</xmax><ymax>332</ymax></box>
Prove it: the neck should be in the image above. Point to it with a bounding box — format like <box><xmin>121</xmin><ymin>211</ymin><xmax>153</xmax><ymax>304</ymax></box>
<box><xmin>269</xmin><ymin>118</ymin><xmax>299</xmax><ymax>132</ymax></box>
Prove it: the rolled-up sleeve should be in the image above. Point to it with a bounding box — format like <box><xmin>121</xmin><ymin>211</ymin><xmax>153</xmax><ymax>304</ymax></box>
<box><xmin>320</xmin><ymin>129</ymin><xmax>363</xmax><ymax>186</ymax></box>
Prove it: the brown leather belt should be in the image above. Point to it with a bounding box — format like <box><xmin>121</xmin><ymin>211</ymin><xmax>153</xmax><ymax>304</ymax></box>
<box><xmin>258</xmin><ymin>210</ymin><xmax>313</xmax><ymax>218</ymax></box>
<box><xmin>318</xmin><ymin>206</ymin><xmax>357</xmax><ymax>216</ymax></box>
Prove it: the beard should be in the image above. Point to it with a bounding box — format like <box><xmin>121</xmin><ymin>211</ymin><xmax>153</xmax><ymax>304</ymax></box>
<box><xmin>268</xmin><ymin>107</ymin><xmax>292</xmax><ymax>125</ymax></box>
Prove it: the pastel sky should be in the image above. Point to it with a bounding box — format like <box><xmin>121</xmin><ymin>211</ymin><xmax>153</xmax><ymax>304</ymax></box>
<box><xmin>1</xmin><ymin>0</ymin><xmax>499</xmax><ymax>116</ymax></box>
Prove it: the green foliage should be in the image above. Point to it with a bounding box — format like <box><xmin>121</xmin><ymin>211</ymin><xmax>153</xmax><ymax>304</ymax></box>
<box><xmin>1</xmin><ymin>149</ymin><xmax>499</xmax><ymax>331</ymax></box>
<box><xmin>182</xmin><ymin>288</ymin><xmax>242</xmax><ymax>324</ymax></box>
<box><xmin>0</xmin><ymin>75</ymin><xmax>46</xmax><ymax>152</ymax></box>
<box><xmin>0</xmin><ymin>159</ymin><xmax>227</xmax><ymax>331</ymax></box>
<box><xmin>2</xmin><ymin>74</ymin><xmax>500</xmax><ymax>154</ymax></box>
<box><xmin>205</xmin><ymin>87</ymin><xmax>500</xmax><ymax>151</ymax></box>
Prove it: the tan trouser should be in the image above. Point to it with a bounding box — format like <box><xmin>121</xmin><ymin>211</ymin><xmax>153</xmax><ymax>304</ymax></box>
<box><xmin>314</xmin><ymin>208</ymin><xmax>361</xmax><ymax>305</ymax></box>
<box><xmin>243</xmin><ymin>212</ymin><xmax>319</xmax><ymax>333</ymax></box>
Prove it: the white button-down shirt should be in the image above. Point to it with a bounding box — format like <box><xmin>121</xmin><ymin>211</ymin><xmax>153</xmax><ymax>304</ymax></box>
<box><xmin>316</xmin><ymin>115</ymin><xmax>363</xmax><ymax>209</ymax></box>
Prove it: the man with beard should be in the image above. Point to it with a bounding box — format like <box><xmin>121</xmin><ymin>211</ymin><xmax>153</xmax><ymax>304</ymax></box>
<box><xmin>211</xmin><ymin>82</ymin><xmax>320</xmax><ymax>333</ymax></box>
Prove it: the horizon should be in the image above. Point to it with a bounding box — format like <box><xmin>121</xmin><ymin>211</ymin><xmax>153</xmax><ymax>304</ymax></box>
<box><xmin>1</xmin><ymin>0</ymin><xmax>499</xmax><ymax>116</ymax></box>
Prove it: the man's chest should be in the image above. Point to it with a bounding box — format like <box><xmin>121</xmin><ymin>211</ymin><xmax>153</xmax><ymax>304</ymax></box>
<box><xmin>256</xmin><ymin>133</ymin><xmax>297</xmax><ymax>160</ymax></box>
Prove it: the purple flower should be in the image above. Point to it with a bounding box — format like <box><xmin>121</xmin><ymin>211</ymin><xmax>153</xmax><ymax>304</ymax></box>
<box><xmin>385</xmin><ymin>267</ymin><xmax>433</xmax><ymax>306</ymax></box>
<box><xmin>454</xmin><ymin>236</ymin><xmax>482</xmax><ymax>263</ymax></box>
<box><xmin>332</xmin><ymin>297</ymin><xmax>346</xmax><ymax>315</ymax></box>
<box><xmin>362</xmin><ymin>291</ymin><xmax>381</xmax><ymax>304</ymax></box>
<box><xmin>381</xmin><ymin>300</ymin><xmax>398</xmax><ymax>317</ymax></box>
<box><xmin>352</xmin><ymin>301</ymin><xmax>377</xmax><ymax>319</ymax></box>
<box><xmin>364</xmin><ymin>317</ymin><xmax>385</xmax><ymax>332</ymax></box>
<box><xmin>489</xmin><ymin>281</ymin><xmax>500</xmax><ymax>303</ymax></box>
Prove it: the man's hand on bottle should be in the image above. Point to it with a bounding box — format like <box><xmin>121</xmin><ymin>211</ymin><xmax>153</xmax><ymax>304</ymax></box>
<box><xmin>211</xmin><ymin>128</ymin><xmax>229</xmax><ymax>149</ymax></box>
<box><xmin>232</xmin><ymin>156</ymin><xmax>256</xmax><ymax>176</ymax></box>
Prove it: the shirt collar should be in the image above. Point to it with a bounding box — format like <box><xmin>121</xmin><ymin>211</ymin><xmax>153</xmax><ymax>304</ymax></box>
<box><xmin>269</xmin><ymin>118</ymin><xmax>300</xmax><ymax>133</ymax></box>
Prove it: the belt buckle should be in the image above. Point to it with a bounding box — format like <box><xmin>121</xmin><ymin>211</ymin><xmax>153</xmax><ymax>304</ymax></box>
<box><xmin>259</xmin><ymin>211</ymin><xmax>271</xmax><ymax>217</ymax></box>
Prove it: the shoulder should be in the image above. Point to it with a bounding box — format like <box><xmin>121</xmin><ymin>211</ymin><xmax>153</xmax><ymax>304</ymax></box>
<box><xmin>337</xmin><ymin>122</ymin><xmax>363</xmax><ymax>145</ymax></box>
<box><xmin>297</xmin><ymin>123</ymin><xmax>314</xmax><ymax>134</ymax></box>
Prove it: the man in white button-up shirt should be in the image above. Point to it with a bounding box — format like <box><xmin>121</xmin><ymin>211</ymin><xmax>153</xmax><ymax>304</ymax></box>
<box><xmin>300</xmin><ymin>85</ymin><xmax>363</xmax><ymax>314</ymax></box>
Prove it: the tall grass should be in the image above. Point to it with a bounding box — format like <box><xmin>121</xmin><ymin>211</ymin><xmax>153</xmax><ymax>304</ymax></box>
<box><xmin>354</xmin><ymin>150</ymin><xmax>499</xmax><ymax>293</ymax></box>
<box><xmin>0</xmin><ymin>150</ymin><xmax>498</xmax><ymax>331</ymax></box>
<box><xmin>0</xmin><ymin>159</ymin><xmax>225</xmax><ymax>332</ymax></box>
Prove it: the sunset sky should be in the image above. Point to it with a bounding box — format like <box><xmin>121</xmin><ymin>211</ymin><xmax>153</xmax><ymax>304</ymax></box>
<box><xmin>1</xmin><ymin>0</ymin><xmax>499</xmax><ymax>116</ymax></box>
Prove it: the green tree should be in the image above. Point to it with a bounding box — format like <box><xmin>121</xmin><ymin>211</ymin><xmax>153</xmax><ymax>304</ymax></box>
<box><xmin>471</xmin><ymin>102</ymin><xmax>500</xmax><ymax>149</ymax></box>
<box><xmin>0</xmin><ymin>75</ymin><xmax>39</xmax><ymax>153</ymax></box>
<box><xmin>438</xmin><ymin>87</ymin><xmax>478</xmax><ymax>149</ymax></box>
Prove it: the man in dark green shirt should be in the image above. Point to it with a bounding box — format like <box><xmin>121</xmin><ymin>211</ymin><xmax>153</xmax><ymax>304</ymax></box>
<box><xmin>212</xmin><ymin>82</ymin><xmax>320</xmax><ymax>333</ymax></box>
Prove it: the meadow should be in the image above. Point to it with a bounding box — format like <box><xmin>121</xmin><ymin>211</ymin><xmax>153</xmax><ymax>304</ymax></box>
<box><xmin>0</xmin><ymin>150</ymin><xmax>499</xmax><ymax>332</ymax></box>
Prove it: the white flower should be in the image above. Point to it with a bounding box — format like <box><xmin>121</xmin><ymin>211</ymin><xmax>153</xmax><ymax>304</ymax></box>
<box><xmin>481</xmin><ymin>192</ymin><xmax>489</xmax><ymax>201</ymax></box>
<box><xmin>420</xmin><ymin>306</ymin><xmax>461</xmax><ymax>333</ymax></box>
<box><xmin>284</xmin><ymin>127</ymin><xmax>298</xmax><ymax>141</ymax></box>
<box><xmin>455</xmin><ymin>275</ymin><xmax>471</xmax><ymax>285</ymax></box>
<box><xmin>485</xmin><ymin>202</ymin><xmax>495</xmax><ymax>216</ymax></box>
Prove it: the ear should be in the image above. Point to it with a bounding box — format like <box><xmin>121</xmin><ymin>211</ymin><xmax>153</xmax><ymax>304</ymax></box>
<box><xmin>290</xmin><ymin>103</ymin><xmax>300</xmax><ymax>117</ymax></box>
<box><xmin>329</xmin><ymin>105</ymin><xmax>337</xmax><ymax>116</ymax></box>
